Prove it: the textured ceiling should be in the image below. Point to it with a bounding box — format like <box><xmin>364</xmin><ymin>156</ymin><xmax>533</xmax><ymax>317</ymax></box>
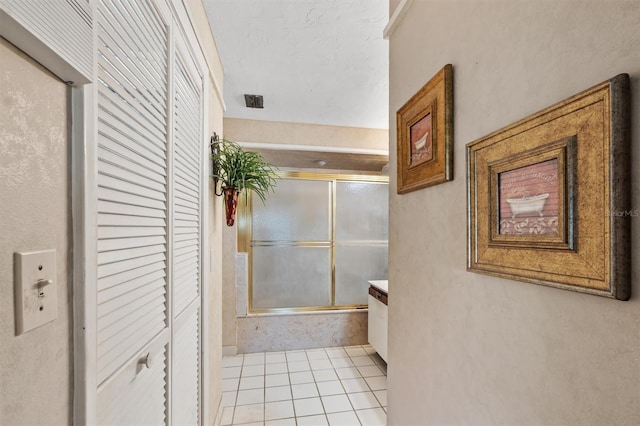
<box><xmin>203</xmin><ymin>0</ymin><xmax>389</xmax><ymax>130</ymax></box>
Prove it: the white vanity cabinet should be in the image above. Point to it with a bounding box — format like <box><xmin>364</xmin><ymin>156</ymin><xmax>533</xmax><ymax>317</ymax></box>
<box><xmin>368</xmin><ymin>280</ymin><xmax>388</xmax><ymax>362</ymax></box>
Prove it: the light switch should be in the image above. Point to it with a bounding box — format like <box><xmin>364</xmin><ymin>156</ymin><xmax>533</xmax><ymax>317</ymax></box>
<box><xmin>14</xmin><ymin>249</ymin><xmax>57</xmax><ymax>335</ymax></box>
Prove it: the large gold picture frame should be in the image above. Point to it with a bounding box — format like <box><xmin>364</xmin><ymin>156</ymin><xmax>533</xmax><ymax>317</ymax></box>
<box><xmin>466</xmin><ymin>74</ymin><xmax>630</xmax><ymax>300</ymax></box>
<box><xmin>397</xmin><ymin>64</ymin><xmax>453</xmax><ymax>193</ymax></box>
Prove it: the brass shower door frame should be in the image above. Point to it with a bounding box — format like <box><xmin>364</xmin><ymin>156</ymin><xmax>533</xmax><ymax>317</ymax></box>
<box><xmin>238</xmin><ymin>171</ymin><xmax>389</xmax><ymax>314</ymax></box>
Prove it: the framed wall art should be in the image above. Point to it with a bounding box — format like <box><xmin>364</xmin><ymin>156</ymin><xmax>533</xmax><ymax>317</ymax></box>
<box><xmin>466</xmin><ymin>73</ymin><xmax>630</xmax><ymax>300</ymax></box>
<box><xmin>396</xmin><ymin>64</ymin><xmax>453</xmax><ymax>193</ymax></box>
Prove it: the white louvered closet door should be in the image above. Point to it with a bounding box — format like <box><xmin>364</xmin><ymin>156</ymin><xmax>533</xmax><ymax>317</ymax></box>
<box><xmin>171</xmin><ymin>38</ymin><xmax>203</xmax><ymax>425</ymax></box>
<box><xmin>95</xmin><ymin>0</ymin><xmax>170</xmax><ymax>423</ymax></box>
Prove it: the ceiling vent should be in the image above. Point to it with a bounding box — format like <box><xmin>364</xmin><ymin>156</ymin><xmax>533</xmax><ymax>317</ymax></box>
<box><xmin>244</xmin><ymin>94</ymin><xmax>264</xmax><ymax>109</ymax></box>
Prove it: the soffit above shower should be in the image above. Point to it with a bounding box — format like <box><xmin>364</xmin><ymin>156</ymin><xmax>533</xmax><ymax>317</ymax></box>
<box><xmin>203</xmin><ymin>0</ymin><xmax>389</xmax><ymax>130</ymax></box>
<box><xmin>245</xmin><ymin>148</ymin><xmax>388</xmax><ymax>172</ymax></box>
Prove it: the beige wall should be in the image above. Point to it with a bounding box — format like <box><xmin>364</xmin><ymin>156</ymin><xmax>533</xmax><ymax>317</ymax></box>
<box><xmin>388</xmin><ymin>1</ymin><xmax>640</xmax><ymax>425</ymax></box>
<box><xmin>224</xmin><ymin>117</ymin><xmax>388</xmax><ymax>151</ymax></box>
<box><xmin>0</xmin><ymin>38</ymin><xmax>72</xmax><ymax>425</ymax></box>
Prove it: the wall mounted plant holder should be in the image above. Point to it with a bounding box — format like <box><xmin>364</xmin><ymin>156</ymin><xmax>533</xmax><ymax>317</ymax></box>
<box><xmin>466</xmin><ymin>74</ymin><xmax>631</xmax><ymax>300</ymax></box>
<box><xmin>210</xmin><ymin>133</ymin><xmax>278</xmax><ymax>227</ymax></box>
<box><xmin>396</xmin><ymin>64</ymin><xmax>453</xmax><ymax>193</ymax></box>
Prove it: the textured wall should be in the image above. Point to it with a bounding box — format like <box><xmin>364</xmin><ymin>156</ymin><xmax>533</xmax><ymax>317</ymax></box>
<box><xmin>237</xmin><ymin>311</ymin><xmax>368</xmax><ymax>354</ymax></box>
<box><xmin>388</xmin><ymin>1</ymin><xmax>640</xmax><ymax>425</ymax></box>
<box><xmin>223</xmin><ymin>118</ymin><xmax>389</xmax><ymax>151</ymax></box>
<box><xmin>0</xmin><ymin>38</ymin><xmax>71</xmax><ymax>425</ymax></box>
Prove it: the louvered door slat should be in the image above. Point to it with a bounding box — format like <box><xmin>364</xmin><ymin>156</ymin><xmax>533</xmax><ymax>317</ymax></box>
<box><xmin>98</xmin><ymin>245</ymin><xmax>166</xmax><ymax>266</ymax></box>
<box><xmin>98</xmin><ymin>213</ymin><xmax>166</xmax><ymax>228</ymax></box>
<box><xmin>98</xmin><ymin>200</ymin><xmax>166</xmax><ymax>219</ymax></box>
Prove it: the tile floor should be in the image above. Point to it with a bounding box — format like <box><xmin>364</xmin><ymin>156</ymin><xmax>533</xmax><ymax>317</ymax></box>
<box><xmin>220</xmin><ymin>345</ymin><xmax>387</xmax><ymax>426</ymax></box>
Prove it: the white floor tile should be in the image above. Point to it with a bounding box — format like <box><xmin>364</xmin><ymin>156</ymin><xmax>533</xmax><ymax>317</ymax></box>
<box><xmin>266</xmin><ymin>373</ymin><xmax>290</xmax><ymax>387</ymax></box>
<box><xmin>326</xmin><ymin>410</ymin><xmax>360</xmax><ymax>426</ymax></box>
<box><xmin>349</xmin><ymin>356</ymin><xmax>375</xmax><ymax>367</ymax></box>
<box><xmin>313</xmin><ymin>369</ymin><xmax>339</xmax><ymax>382</ymax></box>
<box><xmin>334</xmin><ymin>367</ymin><xmax>361</xmax><ymax>380</ymax></box>
<box><xmin>355</xmin><ymin>407</ymin><xmax>386</xmax><ymax>426</ymax></box>
<box><xmin>222</xmin><ymin>355</ymin><xmax>244</xmax><ymax>367</ymax></box>
<box><xmin>293</xmin><ymin>397</ymin><xmax>324</xmax><ymax>417</ymax></box>
<box><xmin>321</xmin><ymin>394</ymin><xmax>353</xmax><ymax>414</ymax></box>
<box><xmin>340</xmin><ymin>378</ymin><xmax>369</xmax><ymax>393</ymax></box>
<box><xmin>347</xmin><ymin>391</ymin><xmax>380</xmax><ymax>410</ymax></box>
<box><xmin>232</xmin><ymin>422</ymin><xmax>262</xmax><ymax>426</ymax></box>
<box><xmin>344</xmin><ymin>347</ymin><xmax>367</xmax><ymax>358</ymax></box>
<box><xmin>292</xmin><ymin>383</ymin><xmax>319</xmax><ymax>399</ymax></box>
<box><xmin>330</xmin><ymin>357</ymin><xmax>354</xmax><ymax>369</ymax></box>
<box><xmin>289</xmin><ymin>371</ymin><xmax>314</xmax><ymax>384</ymax></box>
<box><xmin>325</xmin><ymin>348</ymin><xmax>348</xmax><ymax>359</ymax></box>
<box><xmin>222</xmin><ymin>391</ymin><xmax>237</xmax><ymax>407</ymax></box>
<box><xmin>285</xmin><ymin>351</ymin><xmax>308</xmax><ymax>362</ymax></box>
<box><xmin>266</xmin><ymin>417</ymin><xmax>297</xmax><ymax>426</ymax></box>
<box><xmin>243</xmin><ymin>353</ymin><xmax>265</xmax><ymax>366</ymax></box>
<box><xmin>365</xmin><ymin>375</ymin><xmax>387</xmax><ymax>391</ymax></box>
<box><xmin>296</xmin><ymin>414</ymin><xmax>329</xmax><ymax>426</ymax></box>
<box><xmin>373</xmin><ymin>390</ymin><xmax>387</xmax><ymax>406</ymax></box>
<box><xmin>232</xmin><ymin>403</ymin><xmax>264</xmax><ymax>424</ymax></box>
<box><xmin>239</xmin><ymin>375</ymin><xmax>264</xmax><ymax>390</ymax></box>
<box><xmin>288</xmin><ymin>360</ymin><xmax>311</xmax><ymax>372</ymax></box>
<box><xmin>356</xmin><ymin>365</ymin><xmax>383</xmax><ymax>378</ymax></box>
<box><xmin>305</xmin><ymin>349</ymin><xmax>329</xmax><ymax>361</ymax></box>
<box><xmin>242</xmin><ymin>364</ymin><xmax>265</xmax><ymax>377</ymax></box>
<box><xmin>223</xmin><ymin>378</ymin><xmax>240</xmax><ymax>392</ymax></box>
<box><xmin>236</xmin><ymin>388</ymin><xmax>265</xmax><ymax>406</ymax></box>
<box><xmin>265</xmin><ymin>400</ymin><xmax>295</xmax><ymax>421</ymax></box>
<box><xmin>220</xmin><ymin>406</ymin><xmax>234</xmax><ymax>425</ymax></box>
<box><xmin>316</xmin><ymin>380</ymin><xmax>345</xmax><ymax>396</ymax></box>
<box><xmin>223</xmin><ymin>366</ymin><xmax>242</xmax><ymax>379</ymax></box>
<box><xmin>266</xmin><ymin>353</ymin><xmax>287</xmax><ymax>364</ymax></box>
<box><xmin>310</xmin><ymin>358</ymin><xmax>333</xmax><ymax>371</ymax></box>
<box><xmin>266</xmin><ymin>362</ymin><xmax>288</xmax><ymax>375</ymax></box>
<box><xmin>265</xmin><ymin>385</ymin><xmax>292</xmax><ymax>403</ymax></box>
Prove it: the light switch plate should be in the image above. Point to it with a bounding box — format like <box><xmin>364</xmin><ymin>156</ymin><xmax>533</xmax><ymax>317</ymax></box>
<box><xmin>14</xmin><ymin>249</ymin><xmax>57</xmax><ymax>335</ymax></box>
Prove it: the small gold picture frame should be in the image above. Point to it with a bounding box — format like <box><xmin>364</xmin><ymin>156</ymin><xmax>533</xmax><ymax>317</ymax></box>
<box><xmin>396</xmin><ymin>64</ymin><xmax>453</xmax><ymax>193</ymax></box>
<box><xmin>467</xmin><ymin>74</ymin><xmax>631</xmax><ymax>300</ymax></box>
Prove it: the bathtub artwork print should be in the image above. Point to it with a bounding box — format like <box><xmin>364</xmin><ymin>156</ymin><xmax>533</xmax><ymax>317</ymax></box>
<box><xmin>409</xmin><ymin>112</ymin><xmax>433</xmax><ymax>167</ymax></box>
<box><xmin>498</xmin><ymin>159</ymin><xmax>559</xmax><ymax>235</ymax></box>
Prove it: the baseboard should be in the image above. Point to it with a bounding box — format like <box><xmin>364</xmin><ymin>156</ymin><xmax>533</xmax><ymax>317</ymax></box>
<box><xmin>222</xmin><ymin>345</ymin><xmax>238</xmax><ymax>357</ymax></box>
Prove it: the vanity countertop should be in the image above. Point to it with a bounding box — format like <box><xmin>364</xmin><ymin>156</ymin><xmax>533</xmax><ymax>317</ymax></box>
<box><xmin>368</xmin><ymin>280</ymin><xmax>388</xmax><ymax>294</ymax></box>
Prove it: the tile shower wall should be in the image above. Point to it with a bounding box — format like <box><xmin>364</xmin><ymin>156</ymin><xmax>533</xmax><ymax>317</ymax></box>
<box><xmin>236</xmin><ymin>312</ymin><xmax>368</xmax><ymax>354</ymax></box>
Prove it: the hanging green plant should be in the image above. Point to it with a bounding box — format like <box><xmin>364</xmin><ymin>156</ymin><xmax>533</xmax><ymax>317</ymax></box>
<box><xmin>210</xmin><ymin>135</ymin><xmax>278</xmax><ymax>226</ymax></box>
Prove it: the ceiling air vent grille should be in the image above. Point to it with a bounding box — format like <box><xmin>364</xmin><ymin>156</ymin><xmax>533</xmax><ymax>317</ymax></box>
<box><xmin>244</xmin><ymin>94</ymin><xmax>264</xmax><ymax>109</ymax></box>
